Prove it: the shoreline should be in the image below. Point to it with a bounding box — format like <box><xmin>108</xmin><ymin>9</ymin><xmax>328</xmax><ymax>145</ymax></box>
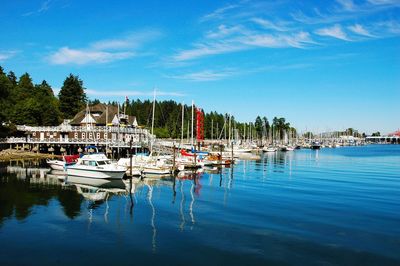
<box><xmin>0</xmin><ymin>149</ymin><xmax>57</xmax><ymax>162</ymax></box>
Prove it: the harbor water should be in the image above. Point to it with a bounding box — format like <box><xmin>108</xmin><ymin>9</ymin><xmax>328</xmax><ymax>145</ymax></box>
<box><xmin>0</xmin><ymin>145</ymin><xmax>399</xmax><ymax>265</ymax></box>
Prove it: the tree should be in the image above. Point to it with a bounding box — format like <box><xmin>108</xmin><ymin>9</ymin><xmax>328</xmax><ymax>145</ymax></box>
<box><xmin>88</xmin><ymin>99</ymin><xmax>100</xmax><ymax>105</ymax></box>
<box><xmin>372</xmin><ymin>132</ymin><xmax>380</xmax><ymax>137</ymax></box>
<box><xmin>58</xmin><ymin>74</ymin><xmax>86</xmax><ymax>119</ymax></box>
<box><xmin>303</xmin><ymin>132</ymin><xmax>314</xmax><ymax>139</ymax></box>
<box><xmin>7</xmin><ymin>71</ymin><xmax>17</xmax><ymax>86</ymax></box>
<box><xmin>35</xmin><ymin>80</ymin><xmax>61</xmax><ymax>125</ymax></box>
<box><xmin>254</xmin><ymin>116</ymin><xmax>263</xmax><ymax>138</ymax></box>
<box><xmin>0</xmin><ymin>68</ymin><xmax>12</xmax><ymax>124</ymax></box>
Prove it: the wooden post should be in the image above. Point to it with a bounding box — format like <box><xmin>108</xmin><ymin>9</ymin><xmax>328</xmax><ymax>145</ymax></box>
<box><xmin>219</xmin><ymin>144</ymin><xmax>223</xmax><ymax>165</ymax></box>
<box><xmin>172</xmin><ymin>144</ymin><xmax>176</xmax><ymax>173</ymax></box>
<box><xmin>231</xmin><ymin>142</ymin><xmax>233</xmax><ymax>162</ymax></box>
<box><xmin>129</xmin><ymin>139</ymin><xmax>133</xmax><ymax>178</ymax></box>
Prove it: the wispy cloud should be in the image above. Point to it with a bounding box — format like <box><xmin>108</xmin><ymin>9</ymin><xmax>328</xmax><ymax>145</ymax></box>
<box><xmin>168</xmin><ymin>1</ymin><xmax>398</xmax><ymax>63</ymax></box>
<box><xmin>367</xmin><ymin>0</ymin><xmax>400</xmax><ymax>6</ymax></box>
<box><xmin>0</xmin><ymin>50</ymin><xmax>18</xmax><ymax>62</ymax></box>
<box><xmin>49</xmin><ymin>47</ymin><xmax>134</xmax><ymax>65</ymax></box>
<box><xmin>167</xmin><ymin>69</ymin><xmax>236</xmax><ymax>81</ymax></box>
<box><xmin>172</xmin><ymin>29</ymin><xmax>315</xmax><ymax>61</ymax></box>
<box><xmin>240</xmin><ymin>31</ymin><xmax>315</xmax><ymax>48</ymax></box>
<box><xmin>85</xmin><ymin>89</ymin><xmax>185</xmax><ymax>97</ymax></box>
<box><xmin>348</xmin><ymin>24</ymin><xmax>374</xmax><ymax>37</ymax></box>
<box><xmin>22</xmin><ymin>0</ymin><xmax>51</xmax><ymax>16</ymax></box>
<box><xmin>48</xmin><ymin>31</ymin><xmax>161</xmax><ymax>65</ymax></box>
<box><xmin>336</xmin><ymin>0</ymin><xmax>356</xmax><ymax>11</ymax></box>
<box><xmin>251</xmin><ymin>18</ymin><xmax>290</xmax><ymax>32</ymax></box>
<box><xmin>172</xmin><ymin>42</ymin><xmax>247</xmax><ymax>61</ymax></box>
<box><xmin>315</xmin><ymin>24</ymin><xmax>350</xmax><ymax>41</ymax></box>
<box><xmin>200</xmin><ymin>4</ymin><xmax>239</xmax><ymax>22</ymax></box>
<box><xmin>205</xmin><ymin>24</ymin><xmax>248</xmax><ymax>39</ymax></box>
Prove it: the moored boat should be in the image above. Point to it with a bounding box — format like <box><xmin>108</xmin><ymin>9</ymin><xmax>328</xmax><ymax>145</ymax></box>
<box><xmin>66</xmin><ymin>153</ymin><xmax>126</xmax><ymax>179</ymax></box>
<box><xmin>46</xmin><ymin>154</ymin><xmax>80</xmax><ymax>171</ymax></box>
<box><xmin>311</xmin><ymin>141</ymin><xmax>321</xmax><ymax>150</ymax></box>
<box><xmin>262</xmin><ymin>146</ymin><xmax>277</xmax><ymax>152</ymax></box>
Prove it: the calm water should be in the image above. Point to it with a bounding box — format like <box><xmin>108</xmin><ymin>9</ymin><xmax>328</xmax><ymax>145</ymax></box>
<box><xmin>0</xmin><ymin>145</ymin><xmax>399</xmax><ymax>265</ymax></box>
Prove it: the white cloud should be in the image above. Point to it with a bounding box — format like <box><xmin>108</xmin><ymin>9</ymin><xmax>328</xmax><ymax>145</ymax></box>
<box><xmin>91</xmin><ymin>31</ymin><xmax>160</xmax><ymax>50</ymax></box>
<box><xmin>0</xmin><ymin>51</ymin><xmax>18</xmax><ymax>62</ymax></box>
<box><xmin>348</xmin><ymin>24</ymin><xmax>374</xmax><ymax>37</ymax></box>
<box><xmin>167</xmin><ymin>69</ymin><xmax>235</xmax><ymax>81</ymax></box>
<box><xmin>376</xmin><ymin>20</ymin><xmax>400</xmax><ymax>34</ymax></box>
<box><xmin>336</xmin><ymin>0</ymin><xmax>356</xmax><ymax>11</ymax></box>
<box><xmin>205</xmin><ymin>24</ymin><xmax>248</xmax><ymax>39</ymax></box>
<box><xmin>315</xmin><ymin>24</ymin><xmax>350</xmax><ymax>40</ymax></box>
<box><xmin>49</xmin><ymin>47</ymin><xmax>134</xmax><ymax>65</ymax></box>
<box><xmin>200</xmin><ymin>4</ymin><xmax>239</xmax><ymax>22</ymax></box>
<box><xmin>172</xmin><ymin>42</ymin><xmax>247</xmax><ymax>61</ymax></box>
<box><xmin>22</xmin><ymin>0</ymin><xmax>51</xmax><ymax>16</ymax></box>
<box><xmin>367</xmin><ymin>0</ymin><xmax>400</xmax><ymax>5</ymax></box>
<box><xmin>48</xmin><ymin>31</ymin><xmax>160</xmax><ymax>65</ymax></box>
<box><xmin>241</xmin><ymin>31</ymin><xmax>314</xmax><ymax>48</ymax></box>
<box><xmin>251</xmin><ymin>18</ymin><xmax>289</xmax><ymax>31</ymax></box>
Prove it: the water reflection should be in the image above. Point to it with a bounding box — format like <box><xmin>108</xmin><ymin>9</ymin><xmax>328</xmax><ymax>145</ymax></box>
<box><xmin>0</xmin><ymin>162</ymin><xmax>83</xmax><ymax>224</ymax></box>
<box><xmin>1</xmin><ymin>146</ymin><xmax>400</xmax><ymax>265</ymax></box>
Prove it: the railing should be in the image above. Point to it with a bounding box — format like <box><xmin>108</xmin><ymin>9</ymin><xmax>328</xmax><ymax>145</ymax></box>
<box><xmin>1</xmin><ymin>137</ymin><xmax>152</xmax><ymax>146</ymax></box>
<box><xmin>16</xmin><ymin>125</ymin><xmax>151</xmax><ymax>135</ymax></box>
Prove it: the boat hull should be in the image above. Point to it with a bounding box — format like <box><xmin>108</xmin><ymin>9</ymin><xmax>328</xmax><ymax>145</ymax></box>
<box><xmin>67</xmin><ymin>167</ymin><xmax>125</xmax><ymax>179</ymax></box>
<box><xmin>47</xmin><ymin>159</ymin><xmax>65</xmax><ymax>171</ymax></box>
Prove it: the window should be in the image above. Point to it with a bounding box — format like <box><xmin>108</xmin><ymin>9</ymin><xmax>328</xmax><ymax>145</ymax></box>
<box><xmin>97</xmin><ymin>161</ymin><xmax>106</xmax><ymax>165</ymax></box>
<box><xmin>89</xmin><ymin>161</ymin><xmax>97</xmax><ymax>166</ymax></box>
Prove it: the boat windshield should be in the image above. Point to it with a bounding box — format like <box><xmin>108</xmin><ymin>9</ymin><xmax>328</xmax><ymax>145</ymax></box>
<box><xmin>97</xmin><ymin>161</ymin><xmax>108</xmax><ymax>165</ymax></box>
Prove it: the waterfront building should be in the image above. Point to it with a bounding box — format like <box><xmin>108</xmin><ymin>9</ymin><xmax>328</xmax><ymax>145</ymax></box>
<box><xmin>3</xmin><ymin>104</ymin><xmax>154</xmax><ymax>153</ymax></box>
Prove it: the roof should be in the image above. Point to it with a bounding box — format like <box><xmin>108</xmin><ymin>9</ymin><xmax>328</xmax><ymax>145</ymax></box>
<box><xmin>70</xmin><ymin>103</ymin><xmax>137</xmax><ymax>126</ymax></box>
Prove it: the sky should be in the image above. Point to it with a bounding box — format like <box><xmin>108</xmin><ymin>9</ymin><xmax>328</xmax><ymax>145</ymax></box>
<box><xmin>0</xmin><ymin>0</ymin><xmax>399</xmax><ymax>134</ymax></box>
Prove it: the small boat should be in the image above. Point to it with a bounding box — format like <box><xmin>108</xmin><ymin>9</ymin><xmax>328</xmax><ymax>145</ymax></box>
<box><xmin>67</xmin><ymin>153</ymin><xmax>126</xmax><ymax>179</ymax></box>
<box><xmin>280</xmin><ymin>146</ymin><xmax>294</xmax><ymax>152</ymax></box>
<box><xmin>262</xmin><ymin>146</ymin><xmax>277</xmax><ymax>152</ymax></box>
<box><xmin>46</xmin><ymin>155</ymin><xmax>80</xmax><ymax>171</ymax></box>
<box><xmin>311</xmin><ymin>142</ymin><xmax>321</xmax><ymax>150</ymax></box>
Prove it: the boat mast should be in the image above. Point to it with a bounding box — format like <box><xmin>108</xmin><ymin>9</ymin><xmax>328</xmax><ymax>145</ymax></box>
<box><xmin>228</xmin><ymin>114</ymin><xmax>231</xmax><ymax>146</ymax></box>
<box><xmin>181</xmin><ymin>101</ymin><xmax>184</xmax><ymax>146</ymax></box>
<box><xmin>211</xmin><ymin>119</ymin><xmax>214</xmax><ymax>141</ymax></box>
<box><xmin>191</xmin><ymin>100</ymin><xmax>194</xmax><ymax>146</ymax></box>
<box><xmin>106</xmin><ymin>105</ymin><xmax>108</xmax><ymax>153</ymax></box>
<box><xmin>151</xmin><ymin>89</ymin><xmax>156</xmax><ymax>136</ymax></box>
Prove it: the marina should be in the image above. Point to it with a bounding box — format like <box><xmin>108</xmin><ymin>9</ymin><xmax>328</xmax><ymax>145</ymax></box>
<box><xmin>0</xmin><ymin>145</ymin><xmax>399</xmax><ymax>265</ymax></box>
<box><xmin>1</xmin><ymin>0</ymin><xmax>399</xmax><ymax>265</ymax></box>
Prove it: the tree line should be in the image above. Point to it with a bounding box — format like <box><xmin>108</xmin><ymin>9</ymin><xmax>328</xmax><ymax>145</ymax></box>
<box><xmin>0</xmin><ymin>65</ymin><xmax>296</xmax><ymax>139</ymax></box>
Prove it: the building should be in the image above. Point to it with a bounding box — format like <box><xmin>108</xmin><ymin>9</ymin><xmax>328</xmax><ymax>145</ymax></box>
<box><xmin>5</xmin><ymin>104</ymin><xmax>154</xmax><ymax>153</ymax></box>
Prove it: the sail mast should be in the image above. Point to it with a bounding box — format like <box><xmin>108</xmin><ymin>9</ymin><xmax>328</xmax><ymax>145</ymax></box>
<box><xmin>191</xmin><ymin>100</ymin><xmax>194</xmax><ymax>146</ymax></box>
<box><xmin>151</xmin><ymin>89</ymin><xmax>156</xmax><ymax>136</ymax></box>
<box><xmin>181</xmin><ymin>102</ymin><xmax>184</xmax><ymax>145</ymax></box>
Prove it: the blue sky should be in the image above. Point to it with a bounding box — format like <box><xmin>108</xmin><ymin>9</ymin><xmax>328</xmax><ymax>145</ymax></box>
<box><xmin>0</xmin><ymin>0</ymin><xmax>399</xmax><ymax>134</ymax></box>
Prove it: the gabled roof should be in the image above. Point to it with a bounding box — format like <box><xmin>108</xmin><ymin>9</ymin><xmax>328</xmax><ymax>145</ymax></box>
<box><xmin>70</xmin><ymin>103</ymin><xmax>137</xmax><ymax>126</ymax></box>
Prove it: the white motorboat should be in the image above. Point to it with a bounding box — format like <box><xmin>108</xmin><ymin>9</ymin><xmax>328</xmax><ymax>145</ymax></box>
<box><xmin>46</xmin><ymin>155</ymin><xmax>80</xmax><ymax>171</ymax></box>
<box><xmin>118</xmin><ymin>155</ymin><xmax>172</xmax><ymax>176</ymax></box>
<box><xmin>46</xmin><ymin>159</ymin><xmax>65</xmax><ymax>171</ymax></box>
<box><xmin>262</xmin><ymin>146</ymin><xmax>277</xmax><ymax>152</ymax></box>
<box><xmin>66</xmin><ymin>153</ymin><xmax>126</xmax><ymax>179</ymax></box>
<box><xmin>280</xmin><ymin>146</ymin><xmax>294</xmax><ymax>152</ymax></box>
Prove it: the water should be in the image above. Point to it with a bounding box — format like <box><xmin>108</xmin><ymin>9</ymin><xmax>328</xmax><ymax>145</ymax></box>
<box><xmin>0</xmin><ymin>145</ymin><xmax>399</xmax><ymax>265</ymax></box>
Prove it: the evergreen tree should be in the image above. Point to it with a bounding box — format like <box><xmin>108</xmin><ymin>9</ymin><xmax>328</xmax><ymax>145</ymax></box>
<box><xmin>35</xmin><ymin>80</ymin><xmax>61</xmax><ymax>125</ymax></box>
<box><xmin>58</xmin><ymin>74</ymin><xmax>86</xmax><ymax>119</ymax></box>
<box><xmin>0</xmin><ymin>68</ymin><xmax>12</xmax><ymax>124</ymax></box>
<box><xmin>7</xmin><ymin>71</ymin><xmax>17</xmax><ymax>86</ymax></box>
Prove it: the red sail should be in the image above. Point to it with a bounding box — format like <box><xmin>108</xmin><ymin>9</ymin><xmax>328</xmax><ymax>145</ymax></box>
<box><xmin>196</xmin><ymin>108</ymin><xmax>204</xmax><ymax>141</ymax></box>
